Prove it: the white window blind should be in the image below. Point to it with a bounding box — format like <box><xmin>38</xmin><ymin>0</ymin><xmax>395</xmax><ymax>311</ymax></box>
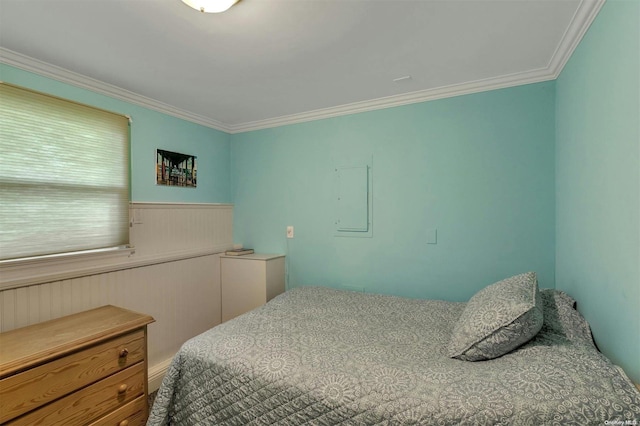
<box><xmin>0</xmin><ymin>83</ymin><xmax>130</xmax><ymax>261</ymax></box>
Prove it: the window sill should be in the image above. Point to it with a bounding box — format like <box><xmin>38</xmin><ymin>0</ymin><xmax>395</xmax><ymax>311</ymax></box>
<box><xmin>0</xmin><ymin>246</ymin><xmax>230</xmax><ymax>291</ymax></box>
<box><xmin>0</xmin><ymin>247</ymin><xmax>135</xmax><ymax>290</ymax></box>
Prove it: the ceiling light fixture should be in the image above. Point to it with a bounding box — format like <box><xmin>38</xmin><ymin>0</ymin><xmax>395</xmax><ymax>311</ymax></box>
<box><xmin>181</xmin><ymin>0</ymin><xmax>239</xmax><ymax>13</ymax></box>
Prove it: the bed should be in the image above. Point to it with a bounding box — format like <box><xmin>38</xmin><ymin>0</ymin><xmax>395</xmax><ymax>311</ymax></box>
<box><xmin>148</xmin><ymin>273</ymin><xmax>640</xmax><ymax>425</ymax></box>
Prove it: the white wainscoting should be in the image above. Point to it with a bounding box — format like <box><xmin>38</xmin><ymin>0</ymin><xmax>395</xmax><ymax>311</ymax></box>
<box><xmin>0</xmin><ymin>202</ymin><xmax>232</xmax><ymax>391</ymax></box>
<box><xmin>129</xmin><ymin>202</ymin><xmax>233</xmax><ymax>259</ymax></box>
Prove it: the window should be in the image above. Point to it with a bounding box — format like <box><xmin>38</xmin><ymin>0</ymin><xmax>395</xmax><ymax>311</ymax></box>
<box><xmin>0</xmin><ymin>83</ymin><xmax>130</xmax><ymax>261</ymax></box>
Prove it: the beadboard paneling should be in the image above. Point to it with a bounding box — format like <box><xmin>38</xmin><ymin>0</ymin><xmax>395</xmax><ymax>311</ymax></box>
<box><xmin>0</xmin><ymin>203</ymin><xmax>230</xmax><ymax>383</ymax></box>
<box><xmin>130</xmin><ymin>203</ymin><xmax>233</xmax><ymax>258</ymax></box>
<box><xmin>0</xmin><ymin>255</ymin><xmax>220</xmax><ymax>368</ymax></box>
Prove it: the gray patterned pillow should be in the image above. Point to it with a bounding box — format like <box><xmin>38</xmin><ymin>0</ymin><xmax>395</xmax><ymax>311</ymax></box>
<box><xmin>448</xmin><ymin>272</ymin><xmax>543</xmax><ymax>361</ymax></box>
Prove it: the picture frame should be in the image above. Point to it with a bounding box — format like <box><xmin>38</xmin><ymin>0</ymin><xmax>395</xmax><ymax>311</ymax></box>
<box><xmin>156</xmin><ymin>149</ymin><xmax>197</xmax><ymax>188</ymax></box>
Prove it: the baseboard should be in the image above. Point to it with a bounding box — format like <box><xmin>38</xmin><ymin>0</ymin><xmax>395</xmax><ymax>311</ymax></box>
<box><xmin>148</xmin><ymin>356</ymin><xmax>174</xmax><ymax>393</ymax></box>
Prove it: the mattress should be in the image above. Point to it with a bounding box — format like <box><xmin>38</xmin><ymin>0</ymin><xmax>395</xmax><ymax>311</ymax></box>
<box><xmin>148</xmin><ymin>286</ymin><xmax>640</xmax><ymax>425</ymax></box>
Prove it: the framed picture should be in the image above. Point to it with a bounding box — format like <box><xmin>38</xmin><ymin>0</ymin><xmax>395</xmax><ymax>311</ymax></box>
<box><xmin>156</xmin><ymin>149</ymin><xmax>197</xmax><ymax>188</ymax></box>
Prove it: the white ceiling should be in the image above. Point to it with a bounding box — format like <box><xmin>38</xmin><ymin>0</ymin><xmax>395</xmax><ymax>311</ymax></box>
<box><xmin>0</xmin><ymin>0</ymin><xmax>603</xmax><ymax>133</ymax></box>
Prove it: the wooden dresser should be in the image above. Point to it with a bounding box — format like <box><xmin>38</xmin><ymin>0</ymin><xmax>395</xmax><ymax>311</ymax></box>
<box><xmin>0</xmin><ymin>305</ymin><xmax>154</xmax><ymax>425</ymax></box>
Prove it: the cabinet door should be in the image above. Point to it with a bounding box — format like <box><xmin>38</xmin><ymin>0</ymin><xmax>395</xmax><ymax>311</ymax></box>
<box><xmin>221</xmin><ymin>258</ymin><xmax>266</xmax><ymax>322</ymax></box>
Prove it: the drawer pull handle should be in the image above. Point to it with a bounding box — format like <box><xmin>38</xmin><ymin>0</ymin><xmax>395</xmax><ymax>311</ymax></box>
<box><xmin>118</xmin><ymin>384</ymin><xmax>128</xmax><ymax>394</ymax></box>
<box><xmin>119</xmin><ymin>420</ymin><xmax>129</xmax><ymax>426</ymax></box>
<box><xmin>119</xmin><ymin>348</ymin><xmax>129</xmax><ymax>358</ymax></box>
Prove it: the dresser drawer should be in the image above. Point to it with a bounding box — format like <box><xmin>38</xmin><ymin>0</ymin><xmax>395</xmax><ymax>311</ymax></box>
<box><xmin>0</xmin><ymin>329</ymin><xmax>145</xmax><ymax>423</ymax></box>
<box><xmin>88</xmin><ymin>394</ymin><xmax>147</xmax><ymax>426</ymax></box>
<box><xmin>8</xmin><ymin>362</ymin><xmax>145</xmax><ymax>426</ymax></box>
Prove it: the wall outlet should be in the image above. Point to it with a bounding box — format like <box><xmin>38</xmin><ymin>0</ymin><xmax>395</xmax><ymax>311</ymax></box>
<box><xmin>286</xmin><ymin>226</ymin><xmax>294</xmax><ymax>239</ymax></box>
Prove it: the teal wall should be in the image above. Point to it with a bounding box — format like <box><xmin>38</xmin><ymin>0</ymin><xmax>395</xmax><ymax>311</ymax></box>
<box><xmin>231</xmin><ymin>82</ymin><xmax>556</xmax><ymax>301</ymax></box>
<box><xmin>555</xmin><ymin>0</ymin><xmax>639</xmax><ymax>384</ymax></box>
<box><xmin>0</xmin><ymin>64</ymin><xmax>231</xmax><ymax>203</ymax></box>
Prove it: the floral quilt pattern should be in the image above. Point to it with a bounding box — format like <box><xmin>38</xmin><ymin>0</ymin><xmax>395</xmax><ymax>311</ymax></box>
<box><xmin>148</xmin><ymin>287</ymin><xmax>640</xmax><ymax>425</ymax></box>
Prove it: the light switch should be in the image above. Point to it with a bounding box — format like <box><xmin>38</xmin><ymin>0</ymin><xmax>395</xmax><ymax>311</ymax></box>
<box><xmin>132</xmin><ymin>209</ymin><xmax>143</xmax><ymax>224</ymax></box>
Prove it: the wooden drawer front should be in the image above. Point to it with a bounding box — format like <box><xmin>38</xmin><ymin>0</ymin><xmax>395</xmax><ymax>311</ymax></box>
<box><xmin>0</xmin><ymin>330</ymin><xmax>144</xmax><ymax>423</ymax></box>
<box><xmin>8</xmin><ymin>362</ymin><xmax>145</xmax><ymax>426</ymax></box>
<box><xmin>88</xmin><ymin>394</ymin><xmax>147</xmax><ymax>426</ymax></box>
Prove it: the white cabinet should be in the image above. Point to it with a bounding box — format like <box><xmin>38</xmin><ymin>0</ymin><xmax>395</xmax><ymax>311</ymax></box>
<box><xmin>220</xmin><ymin>254</ymin><xmax>285</xmax><ymax>322</ymax></box>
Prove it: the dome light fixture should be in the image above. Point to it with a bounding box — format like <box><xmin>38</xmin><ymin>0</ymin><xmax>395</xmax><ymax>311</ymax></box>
<box><xmin>181</xmin><ymin>0</ymin><xmax>239</xmax><ymax>13</ymax></box>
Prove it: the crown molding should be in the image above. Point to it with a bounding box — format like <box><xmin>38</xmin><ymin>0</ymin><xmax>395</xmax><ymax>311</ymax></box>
<box><xmin>228</xmin><ymin>0</ymin><xmax>605</xmax><ymax>133</ymax></box>
<box><xmin>547</xmin><ymin>0</ymin><xmax>606</xmax><ymax>78</ymax></box>
<box><xmin>228</xmin><ymin>67</ymin><xmax>556</xmax><ymax>133</ymax></box>
<box><xmin>0</xmin><ymin>0</ymin><xmax>603</xmax><ymax>135</ymax></box>
<box><xmin>0</xmin><ymin>47</ymin><xmax>232</xmax><ymax>133</ymax></box>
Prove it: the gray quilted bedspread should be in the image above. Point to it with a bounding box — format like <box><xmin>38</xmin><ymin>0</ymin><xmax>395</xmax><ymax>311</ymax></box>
<box><xmin>148</xmin><ymin>287</ymin><xmax>640</xmax><ymax>425</ymax></box>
